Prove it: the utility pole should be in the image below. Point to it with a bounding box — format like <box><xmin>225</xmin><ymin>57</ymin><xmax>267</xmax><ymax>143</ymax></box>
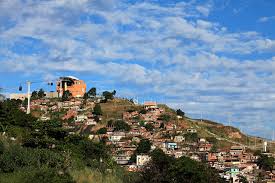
<box><xmin>228</xmin><ymin>113</ymin><xmax>231</xmax><ymax>126</ymax></box>
<box><xmin>26</xmin><ymin>81</ymin><xmax>31</xmax><ymax>114</ymax></box>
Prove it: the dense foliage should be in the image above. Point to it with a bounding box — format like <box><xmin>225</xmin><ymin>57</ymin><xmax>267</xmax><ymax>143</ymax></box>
<box><xmin>0</xmin><ymin>99</ymin><xmax>135</xmax><ymax>183</ymax></box>
<box><xmin>31</xmin><ymin>89</ymin><xmax>45</xmax><ymax>99</ymax></box>
<box><xmin>108</xmin><ymin>120</ymin><xmax>131</xmax><ymax>132</ymax></box>
<box><xmin>138</xmin><ymin>149</ymin><xmax>225</xmax><ymax>183</ymax></box>
<box><xmin>93</xmin><ymin>103</ymin><xmax>103</xmax><ymax>116</ymax></box>
<box><xmin>62</xmin><ymin>90</ymin><xmax>72</xmax><ymax>101</ymax></box>
<box><xmin>256</xmin><ymin>154</ymin><xmax>275</xmax><ymax>171</ymax></box>
<box><xmin>176</xmin><ymin>109</ymin><xmax>185</xmax><ymax>116</ymax></box>
<box><xmin>102</xmin><ymin>90</ymin><xmax>116</xmax><ymax>101</ymax></box>
<box><xmin>0</xmin><ymin>99</ymin><xmax>225</xmax><ymax>183</ymax></box>
<box><xmin>87</xmin><ymin>87</ymin><xmax>97</xmax><ymax>97</ymax></box>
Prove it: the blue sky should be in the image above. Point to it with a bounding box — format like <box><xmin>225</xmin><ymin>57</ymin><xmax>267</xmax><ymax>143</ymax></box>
<box><xmin>0</xmin><ymin>0</ymin><xmax>275</xmax><ymax>138</ymax></box>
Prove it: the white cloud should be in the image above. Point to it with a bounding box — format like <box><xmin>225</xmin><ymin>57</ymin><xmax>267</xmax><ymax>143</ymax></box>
<box><xmin>0</xmin><ymin>0</ymin><xmax>275</xmax><ymax>136</ymax></box>
<box><xmin>258</xmin><ymin>16</ymin><xmax>275</xmax><ymax>22</ymax></box>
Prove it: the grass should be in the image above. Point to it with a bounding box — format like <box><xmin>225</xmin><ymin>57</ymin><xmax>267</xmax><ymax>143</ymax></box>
<box><xmin>100</xmin><ymin>99</ymin><xmax>143</xmax><ymax>124</ymax></box>
<box><xmin>71</xmin><ymin>167</ymin><xmax>140</xmax><ymax>183</ymax></box>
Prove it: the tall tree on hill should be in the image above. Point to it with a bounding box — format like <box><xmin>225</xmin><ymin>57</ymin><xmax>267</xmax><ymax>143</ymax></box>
<box><xmin>38</xmin><ymin>89</ymin><xmax>45</xmax><ymax>98</ymax></box>
<box><xmin>176</xmin><ymin>109</ymin><xmax>185</xmax><ymax>117</ymax></box>
<box><xmin>93</xmin><ymin>103</ymin><xmax>102</xmax><ymax>115</ymax></box>
<box><xmin>136</xmin><ymin>139</ymin><xmax>151</xmax><ymax>154</ymax></box>
<box><xmin>31</xmin><ymin>90</ymin><xmax>38</xmax><ymax>99</ymax></box>
<box><xmin>87</xmin><ymin>87</ymin><xmax>96</xmax><ymax>97</ymax></box>
<box><xmin>62</xmin><ymin>90</ymin><xmax>72</xmax><ymax>101</ymax></box>
<box><xmin>102</xmin><ymin>90</ymin><xmax>116</xmax><ymax>101</ymax></box>
<box><xmin>139</xmin><ymin>149</ymin><xmax>224</xmax><ymax>183</ymax></box>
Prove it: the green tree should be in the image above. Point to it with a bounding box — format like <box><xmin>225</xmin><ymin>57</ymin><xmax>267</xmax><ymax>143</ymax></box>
<box><xmin>62</xmin><ymin>90</ymin><xmax>72</xmax><ymax>101</ymax></box>
<box><xmin>158</xmin><ymin>114</ymin><xmax>171</xmax><ymax>122</ymax></box>
<box><xmin>139</xmin><ymin>121</ymin><xmax>145</xmax><ymax>126</ymax></box>
<box><xmin>141</xmin><ymin>148</ymin><xmax>174</xmax><ymax>182</ymax></box>
<box><xmin>139</xmin><ymin>109</ymin><xmax>147</xmax><ymax>114</ymax></box>
<box><xmin>114</xmin><ymin>120</ymin><xmax>130</xmax><ymax>131</ymax></box>
<box><xmin>238</xmin><ymin>175</ymin><xmax>249</xmax><ymax>183</ymax></box>
<box><xmin>31</xmin><ymin>91</ymin><xmax>38</xmax><ymax>99</ymax></box>
<box><xmin>145</xmin><ymin>123</ymin><xmax>154</xmax><ymax>132</ymax></box>
<box><xmin>184</xmin><ymin>133</ymin><xmax>198</xmax><ymax>142</ymax></box>
<box><xmin>93</xmin><ymin>103</ymin><xmax>102</xmax><ymax>115</ymax></box>
<box><xmin>37</xmin><ymin>89</ymin><xmax>45</xmax><ymax>98</ymax></box>
<box><xmin>97</xmin><ymin>127</ymin><xmax>107</xmax><ymax>134</ymax></box>
<box><xmin>257</xmin><ymin>154</ymin><xmax>275</xmax><ymax>171</ymax></box>
<box><xmin>136</xmin><ymin>139</ymin><xmax>151</xmax><ymax>154</ymax></box>
<box><xmin>83</xmin><ymin>93</ymin><xmax>89</xmax><ymax>101</ymax></box>
<box><xmin>139</xmin><ymin>149</ymin><xmax>223</xmax><ymax>183</ymax></box>
<box><xmin>176</xmin><ymin>109</ymin><xmax>185</xmax><ymax>116</ymax></box>
<box><xmin>102</xmin><ymin>91</ymin><xmax>115</xmax><ymax>101</ymax></box>
<box><xmin>87</xmin><ymin>87</ymin><xmax>97</xmax><ymax>97</ymax></box>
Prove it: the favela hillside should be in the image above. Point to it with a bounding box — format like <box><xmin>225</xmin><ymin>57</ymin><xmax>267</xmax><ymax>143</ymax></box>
<box><xmin>0</xmin><ymin>76</ymin><xmax>274</xmax><ymax>183</ymax></box>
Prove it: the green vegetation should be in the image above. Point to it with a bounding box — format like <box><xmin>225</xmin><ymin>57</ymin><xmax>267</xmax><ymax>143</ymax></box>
<box><xmin>62</xmin><ymin>90</ymin><xmax>72</xmax><ymax>101</ymax></box>
<box><xmin>93</xmin><ymin>103</ymin><xmax>103</xmax><ymax>116</ymax></box>
<box><xmin>102</xmin><ymin>90</ymin><xmax>116</xmax><ymax>101</ymax></box>
<box><xmin>138</xmin><ymin>149</ymin><xmax>224</xmax><ymax>183</ymax></box>
<box><xmin>114</xmin><ymin>120</ymin><xmax>130</xmax><ymax>131</ymax></box>
<box><xmin>97</xmin><ymin>127</ymin><xmax>107</xmax><ymax>134</ymax></box>
<box><xmin>256</xmin><ymin>153</ymin><xmax>275</xmax><ymax>171</ymax></box>
<box><xmin>87</xmin><ymin>87</ymin><xmax>97</xmax><ymax>97</ymax></box>
<box><xmin>0</xmin><ymin>99</ymin><xmax>135</xmax><ymax>183</ymax></box>
<box><xmin>158</xmin><ymin>114</ymin><xmax>172</xmax><ymax>122</ymax></box>
<box><xmin>31</xmin><ymin>89</ymin><xmax>46</xmax><ymax>99</ymax></box>
<box><xmin>130</xmin><ymin>139</ymin><xmax>152</xmax><ymax>164</ymax></box>
<box><xmin>176</xmin><ymin>109</ymin><xmax>185</xmax><ymax>116</ymax></box>
<box><xmin>136</xmin><ymin>139</ymin><xmax>151</xmax><ymax>154</ymax></box>
<box><xmin>184</xmin><ymin>133</ymin><xmax>198</xmax><ymax>142</ymax></box>
<box><xmin>100</xmin><ymin>99</ymin><xmax>142</xmax><ymax>123</ymax></box>
<box><xmin>144</xmin><ymin>123</ymin><xmax>154</xmax><ymax>131</ymax></box>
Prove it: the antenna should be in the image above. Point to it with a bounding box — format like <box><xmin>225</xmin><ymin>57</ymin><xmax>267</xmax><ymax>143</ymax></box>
<box><xmin>26</xmin><ymin>81</ymin><xmax>31</xmax><ymax>114</ymax></box>
<box><xmin>264</xmin><ymin>141</ymin><xmax>267</xmax><ymax>152</ymax></box>
<box><xmin>227</xmin><ymin>113</ymin><xmax>231</xmax><ymax>127</ymax></box>
<box><xmin>272</xmin><ymin>129</ymin><xmax>274</xmax><ymax>141</ymax></box>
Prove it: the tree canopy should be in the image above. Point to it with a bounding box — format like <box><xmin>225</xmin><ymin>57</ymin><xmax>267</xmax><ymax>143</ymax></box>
<box><xmin>62</xmin><ymin>90</ymin><xmax>72</xmax><ymax>101</ymax></box>
<box><xmin>102</xmin><ymin>90</ymin><xmax>116</xmax><ymax>101</ymax></box>
<box><xmin>93</xmin><ymin>103</ymin><xmax>103</xmax><ymax>116</ymax></box>
<box><xmin>176</xmin><ymin>109</ymin><xmax>185</xmax><ymax>117</ymax></box>
<box><xmin>138</xmin><ymin>149</ymin><xmax>224</xmax><ymax>183</ymax></box>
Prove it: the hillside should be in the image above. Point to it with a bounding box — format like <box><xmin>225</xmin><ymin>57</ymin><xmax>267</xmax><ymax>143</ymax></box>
<box><xmin>0</xmin><ymin>98</ymin><xmax>226</xmax><ymax>183</ymax></box>
<box><xmin>99</xmin><ymin>98</ymin><xmax>273</xmax><ymax>152</ymax></box>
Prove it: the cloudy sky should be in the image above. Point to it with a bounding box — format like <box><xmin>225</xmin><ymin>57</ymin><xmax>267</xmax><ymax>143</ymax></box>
<box><xmin>0</xmin><ymin>0</ymin><xmax>275</xmax><ymax>138</ymax></box>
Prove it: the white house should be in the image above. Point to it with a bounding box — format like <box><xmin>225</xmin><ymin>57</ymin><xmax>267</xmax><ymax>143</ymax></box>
<box><xmin>75</xmin><ymin>115</ymin><xmax>87</xmax><ymax>122</ymax></box>
<box><xmin>136</xmin><ymin>155</ymin><xmax>151</xmax><ymax>167</ymax></box>
<box><xmin>109</xmin><ymin>132</ymin><xmax>126</xmax><ymax>142</ymax></box>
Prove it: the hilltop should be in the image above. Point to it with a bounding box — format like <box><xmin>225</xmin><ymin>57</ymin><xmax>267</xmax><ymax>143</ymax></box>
<box><xmin>96</xmin><ymin>98</ymin><xmax>271</xmax><ymax>152</ymax></box>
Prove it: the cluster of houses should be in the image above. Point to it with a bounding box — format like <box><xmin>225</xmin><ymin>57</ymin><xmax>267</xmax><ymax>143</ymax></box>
<box><xmin>29</xmin><ymin>98</ymin><xmax>98</xmax><ymax>129</ymax></box>
<box><xmin>22</xmin><ymin>97</ymin><xmax>275</xmax><ymax>183</ymax></box>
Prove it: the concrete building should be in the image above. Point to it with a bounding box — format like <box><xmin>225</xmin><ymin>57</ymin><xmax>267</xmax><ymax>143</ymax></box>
<box><xmin>136</xmin><ymin>155</ymin><xmax>151</xmax><ymax>167</ymax></box>
<box><xmin>144</xmin><ymin>101</ymin><xmax>157</xmax><ymax>109</ymax></box>
<box><xmin>56</xmin><ymin>76</ymin><xmax>86</xmax><ymax>97</ymax></box>
<box><xmin>9</xmin><ymin>91</ymin><xmax>58</xmax><ymax>100</ymax></box>
<box><xmin>9</xmin><ymin>93</ymin><xmax>27</xmax><ymax>100</ymax></box>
